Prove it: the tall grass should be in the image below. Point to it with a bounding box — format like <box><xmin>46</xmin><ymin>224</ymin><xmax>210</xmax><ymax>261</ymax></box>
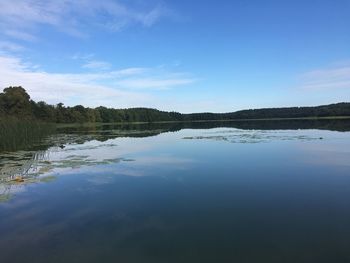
<box><xmin>0</xmin><ymin>118</ymin><xmax>55</xmax><ymax>152</ymax></box>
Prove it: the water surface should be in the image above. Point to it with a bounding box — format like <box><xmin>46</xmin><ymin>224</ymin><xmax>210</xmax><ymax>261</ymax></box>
<box><xmin>1</xmin><ymin>120</ymin><xmax>350</xmax><ymax>262</ymax></box>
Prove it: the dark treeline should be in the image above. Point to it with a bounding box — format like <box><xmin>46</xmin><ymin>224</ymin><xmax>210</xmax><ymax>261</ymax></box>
<box><xmin>185</xmin><ymin>104</ymin><xmax>350</xmax><ymax>120</ymax></box>
<box><xmin>1</xmin><ymin>86</ymin><xmax>350</xmax><ymax>124</ymax></box>
<box><xmin>0</xmin><ymin>87</ymin><xmax>182</xmax><ymax>123</ymax></box>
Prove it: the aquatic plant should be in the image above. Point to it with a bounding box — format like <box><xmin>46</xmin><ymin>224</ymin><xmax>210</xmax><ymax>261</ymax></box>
<box><xmin>183</xmin><ymin>129</ymin><xmax>324</xmax><ymax>143</ymax></box>
<box><xmin>0</xmin><ymin>118</ymin><xmax>55</xmax><ymax>152</ymax></box>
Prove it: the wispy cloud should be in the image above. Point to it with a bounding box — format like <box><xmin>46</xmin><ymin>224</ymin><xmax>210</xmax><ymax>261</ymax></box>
<box><xmin>0</xmin><ymin>55</ymin><xmax>148</xmax><ymax>107</ymax></box>
<box><xmin>301</xmin><ymin>65</ymin><xmax>350</xmax><ymax>90</ymax></box>
<box><xmin>4</xmin><ymin>30</ymin><xmax>38</xmax><ymax>42</ymax></box>
<box><xmin>75</xmin><ymin>54</ymin><xmax>144</xmax><ymax>73</ymax></box>
<box><xmin>71</xmin><ymin>53</ymin><xmax>95</xmax><ymax>61</ymax></box>
<box><xmin>82</xmin><ymin>60</ymin><xmax>112</xmax><ymax>71</ymax></box>
<box><xmin>0</xmin><ymin>0</ymin><xmax>170</xmax><ymax>41</ymax></box>
<box><xmin>0</xmin><ymin>41</ymin><xmax>25</xmax><ymax>52</ymax></box>
<box><xmin>117</xmin><ymin>77</ymin><xmax>195</xmax><ymax>90</ymax></box>
<box><xmin>0</xmin><ymin>55</ymin><xmax>196</xmax><ymax>108</ymax></box>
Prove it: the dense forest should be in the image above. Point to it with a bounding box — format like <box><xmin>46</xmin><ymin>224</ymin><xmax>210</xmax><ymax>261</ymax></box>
<box><xmin>1</xmin><ymin>86</ymin><xmax>350</xmax><ymax>123</ymax></box>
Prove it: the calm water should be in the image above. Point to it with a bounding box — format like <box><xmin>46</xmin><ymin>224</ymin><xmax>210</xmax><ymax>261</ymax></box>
<box><xmin>1</xmin><ymin>120</ymin><xmax>350</xmax><ymax>263</ymax></box>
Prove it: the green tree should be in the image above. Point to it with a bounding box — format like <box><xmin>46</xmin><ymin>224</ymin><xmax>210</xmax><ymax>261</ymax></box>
<box><xmin>0</xmin><ymin>86</ymin><xmax>32</xmax><ymax>118</ymax></box>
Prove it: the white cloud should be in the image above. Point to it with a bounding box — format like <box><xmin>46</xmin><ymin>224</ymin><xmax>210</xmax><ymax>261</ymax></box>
<box><xmin>71</xmin><ymin>53</ymin><xmax>95</xmax><ymax>61</ymax></box>
<box><xmin>117</xmin><ymin>77</ymin><xmax>195</xmax><ymax>90</ymax></box>
<box><xmin>301</xmin><ymin>66</ymin><xmax>350</xmax><ymax>90</ymax></box>
<box><xmin>0</xmin><ymin>0</ymin><xmax>169</xmax><ymax>40</ymax></box>
<box><xmin>0</xmin><ymin>55</ymin><xmax>196</xmax><ymax>108</ymax></box>
<box><xmin>75</xmin><ymin>54</ymin><xmax>146</xmax><ymax>74</ymax></box>
<box><xmin>82</xmin><ymin>60</ymin><xmax>112</xmax><ymax>70</ymax></box>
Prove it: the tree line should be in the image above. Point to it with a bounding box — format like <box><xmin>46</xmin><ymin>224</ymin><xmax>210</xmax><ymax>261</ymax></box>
<box><xmin>0</xmin><ymin>86</ymin><xmax>182</xmax><ymax>123</ymax></box>
<box><xmin>1</xmin><ymin>86</ymin><xmax>349</xmax><ymax>123</ymax></box>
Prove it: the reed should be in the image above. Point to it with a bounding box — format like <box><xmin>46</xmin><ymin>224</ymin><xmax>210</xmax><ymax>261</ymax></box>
<box><xmin>0</xmin><ymin>118</ymin><xmax>55</xmax><ymax>152</ymax></box>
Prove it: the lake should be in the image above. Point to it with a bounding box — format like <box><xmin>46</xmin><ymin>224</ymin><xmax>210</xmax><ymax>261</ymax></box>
<box><xmin>1</xmin><ymin>120</ymin><xmax>350</xmax><ymax>263</ymax></box>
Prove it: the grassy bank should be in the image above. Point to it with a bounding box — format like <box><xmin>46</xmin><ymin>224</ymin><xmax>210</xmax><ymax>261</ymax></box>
<box><xmin>0</xmin><ymin>118</ymin><xmax>56</xmax><ymax>152</ymax></box>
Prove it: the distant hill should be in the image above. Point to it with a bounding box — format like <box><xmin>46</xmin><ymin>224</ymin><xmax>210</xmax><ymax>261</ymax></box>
<box><xmin>1</xmin><ymin>86</ymin><xmax>350</xmax><ymax>123</ymax></box>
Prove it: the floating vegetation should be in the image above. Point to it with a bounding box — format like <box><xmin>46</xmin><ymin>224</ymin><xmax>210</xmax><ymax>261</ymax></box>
<box><xmin>122</xmin><ymin>158</ymin><xmax>136</xmax><ymax>162</ymax></box>
<box><xmin>38</xmin><ymin>166</ymin><xmax>52</xmax><ymax>174</ymax></box>
<box><xmin>0</xmin><ymin>173</ymin><xmax>58</xmax><ymax>203</ymax></box>
<box><xmin>183</xmin><ymin>129</ymin><xmax>324</xmax><ymax>143</ymax></box>
<box><xmin>0</xmin><ymin>154</ymin><xmax>130</xmax><ymax>202</ymax></box>
<box><xmin>62</xmin><ymin>143</ymin><xmax>118</xmax><ymax>152</ymax></box>
<box><xmin>13</xmin><ymin>176</ymin><xmax>24</xmax><ymax>182</ymax></box>
<box><xmin>42</xmin><ymin>156</ymin><xmax>117</xmax><ymax>169</ymax></box>
<box><xmin>0</xmin><ymin>150</ymin><xmax>49</xmax><ymax>180</ymax></box>
<box><xmin>39</xmin><ymin>175</ymin><xmax>57</xmax><ymax>183</ymax></box>
<box><xmin>0</xmin><ymin>193</ymin><xmax>11</xmax><ymax>203</ymax></box>
<box><xmin>0</xmin><ymin>131</ymin><xmax>137</xmax><ymax>203</ymax></box>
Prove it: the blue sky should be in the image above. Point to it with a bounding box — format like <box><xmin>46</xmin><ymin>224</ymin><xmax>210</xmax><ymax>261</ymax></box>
<box><xmin>0</xmin><ymin>0</ymin><xmax>349</xmax><ymax>112</ymax></box>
